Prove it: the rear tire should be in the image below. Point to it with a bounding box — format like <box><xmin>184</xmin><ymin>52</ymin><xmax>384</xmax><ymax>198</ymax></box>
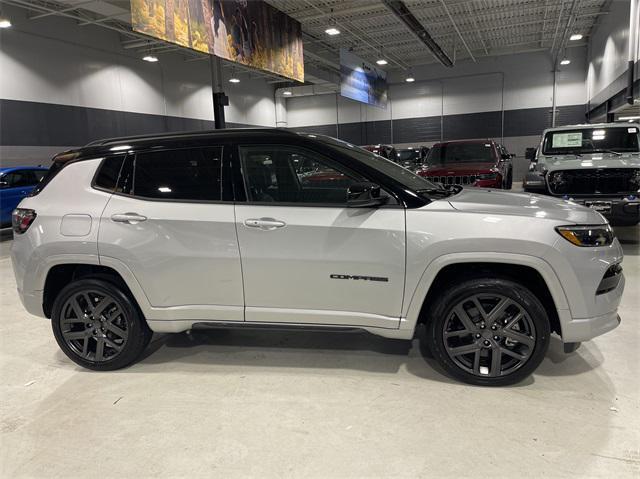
<box><xmin>51</xmin><ymin>278</ymin><xmax>152</xmax><ymax>371</ymax></box>
<box><xmin>425</xmin><ymin>278</ymin><xmax>550</xmax><ymax>386</ymax></box>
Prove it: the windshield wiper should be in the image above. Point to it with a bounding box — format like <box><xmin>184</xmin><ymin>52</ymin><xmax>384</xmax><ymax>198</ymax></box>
<box><xmin>417</xmin><ymin>184</ymin><xmax>462</xmax><ymax>198</ymax></box>
<box><xmin>595</xmin><ymin>149</ymin><xmax>622</xmax><ymax>156</ymax></box>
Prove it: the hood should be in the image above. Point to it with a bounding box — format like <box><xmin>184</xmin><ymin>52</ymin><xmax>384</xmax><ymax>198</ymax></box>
<box><xmin>447</xmin><ymin>188</ymin><xmax>605</xmax><ymax>224</ymax></box>
<box><xmin>541</xmin><ymin>152</ymin><xmax>640</xmax><ymax>172</ymax></box>
<box><xmin>420</xmin><ymin>162</ymin><xmax>495</xmax><ymax>175</ymax></box>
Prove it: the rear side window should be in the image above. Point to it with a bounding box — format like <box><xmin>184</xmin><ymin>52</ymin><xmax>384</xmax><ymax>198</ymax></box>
<box><xmin>94</xmin><ymin>156</ymin><xmax>125</xmax><ymax>191</ymax></box>
<box><xmin>131</xmin><ymin>147</ymin><xmax>222</xmax><ymax>201</ymax></box>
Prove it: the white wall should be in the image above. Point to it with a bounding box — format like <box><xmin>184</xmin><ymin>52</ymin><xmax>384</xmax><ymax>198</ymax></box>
<box><xmin>0</xmin><ymin>5</ymin><xmax>275</xmax><ymax>127</ymax></box>
<box><xmin>587</xmin><ymin>0</ymin><xmax>633</xmax><ymax>103</ymax></box>
<box><xmin>286</xmin><ymin>49</ymin><xmax>588</xmax><ymax>129</ymax></box>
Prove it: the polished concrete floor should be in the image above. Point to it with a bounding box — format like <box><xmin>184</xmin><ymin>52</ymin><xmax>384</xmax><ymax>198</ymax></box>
<box><xmin>0</xmin><ymin>224</ymin><xmax>638</xmax><ymax>478</ymax></box>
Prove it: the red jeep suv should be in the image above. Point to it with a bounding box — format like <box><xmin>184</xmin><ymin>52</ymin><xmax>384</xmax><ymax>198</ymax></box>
<box><xmin>416</xmin><ymin>139</ymin><xmax>513</xmax><ymax>189</ymax></box>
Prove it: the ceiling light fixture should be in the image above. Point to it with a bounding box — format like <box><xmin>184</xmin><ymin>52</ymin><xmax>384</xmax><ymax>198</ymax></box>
<box><xmin>376</xmin><ymin>58</ymin><xmax>388</xmax><ymax>66</ymax></box>
<box><xmin>618</xmin><ymin>115</ymin><xmax>640</xmax><ymax>121</ymax></box>
<box><xmin>229</xmin><ymin>77</ymin><xmax>240</xmax><ymax>83</ymax></box>
<box><xmin>142</xmin><ymin>55</ymin><xmax>158</xmax><ymax>62</ymax></box>
<box><xmin>560</xmin><ymin>58</ymin><xmax>571</xmax><ymax>65</ymax></box>
<box><xmin>569</xmin><ymin>34</ymin><xmax>583</xmax><ymax>41</ymax></box>
<box><xmin>405</xmin><ymin>71</ymin><xmax>415</xmax><ymax>82</ymax></box>
<box><xmin>283</xmin><ymin>90</ymin><xmax>292</xmax><ymax>96</ymax></box>
<box><xmin>0</xmin><ymin>17</ymin><xmax>11</xmax><ymax>28</ymax></box>
<box><xmin>325</xmin><ymin>8</ymin><xmax>340</xmax><ymax>35</ymax></box>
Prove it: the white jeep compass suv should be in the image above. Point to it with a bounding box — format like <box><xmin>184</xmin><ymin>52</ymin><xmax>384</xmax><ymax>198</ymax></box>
<box><xmin>11</xmin><ymin>130</ymin><xmax>625</xmax><ymax>386</ymax></box>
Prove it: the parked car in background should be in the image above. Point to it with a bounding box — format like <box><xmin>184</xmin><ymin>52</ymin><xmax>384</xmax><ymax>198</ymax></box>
<box><xmin>395</xmin><ymin>146</ymin><xmax>429</xmax><ymax>169</ymax></box>
<box><xmin>415</xmin><ymin>139</ymin><xmax>513</xmax><ymax>189</ymax></box>
<box><xmin>0</xmin><ymin>166</ymin><xmax>48</xmax><ymax>227</ymax></box>
<box><xmin>362</xmin><ymin>144</ymin><xmax>397</xmax><ymax>161</ymax></box>
<box><xmin>524</xmin><ymin>123</ymin><xmax>640</xmax><ymax>225</ymax></box>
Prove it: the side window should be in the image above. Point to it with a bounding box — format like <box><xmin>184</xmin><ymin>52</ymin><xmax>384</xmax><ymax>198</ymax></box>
<box><xmin>33</xmin><ymin>170</ymin><xmax>47</xmax><ymax>182</ymax></box>
<box><xmin>132</xmin><ymin>147</ymin><xmax>222</xmax><ymax>201</ymax></box>
<box><xmin>4</xmin><ymin>170</ymin><xmax>37</xmax><ymax>187</ymax></box>
<box><xmin>239</xmin><ymin>145</ymin><xmax>364</xmax><ymax>205</ymax></box>
<box><xmin>94</xmin><ymin>156</ymin><xmax>125</xmax><ymax>191</ymax></box>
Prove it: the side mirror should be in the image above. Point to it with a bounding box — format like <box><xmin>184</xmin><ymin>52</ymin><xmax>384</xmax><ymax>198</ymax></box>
<box><xmin>347</xmin><ymin>182</ymin><xmax>388</xmax><ymax>208</ymax></box>
<box><xmin>525</xmin><ymin>147</ymin><xmax>537</xmax><ymax>161</ymax></box>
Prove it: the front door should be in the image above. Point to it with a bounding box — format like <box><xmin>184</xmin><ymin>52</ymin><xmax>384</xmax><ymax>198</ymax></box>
<box><xmin>98</xmin><ymin>146</ymin><xmax>244</xmax><ymax>322</ymax></box>
<box><xmin>234</xmin><ymin>144</ymin><xmax>406</xmax><ymax>330</ymax></box>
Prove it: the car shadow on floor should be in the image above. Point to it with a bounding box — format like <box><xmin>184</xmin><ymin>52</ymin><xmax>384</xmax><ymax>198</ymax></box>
<box><xmin>128</xmin><ymin>324</ymin><xmax>602</xmax><ymax>387</ymax></box>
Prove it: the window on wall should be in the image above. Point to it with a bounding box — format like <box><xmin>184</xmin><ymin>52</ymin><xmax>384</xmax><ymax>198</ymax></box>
<box><xmin>132</xmin><ymin>147</ymin><xmax>223</xmax><ymax>201</ymax></box>
<box><xmin>239</xmin><ymin>145</ymin><xmax>364</xmax><ymax>204</ymax></box>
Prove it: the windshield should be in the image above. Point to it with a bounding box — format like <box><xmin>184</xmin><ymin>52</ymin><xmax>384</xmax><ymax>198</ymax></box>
<box><xmin>396</xmin><ymin>149</ymin><xmax>420</xmax><ymax>162</ymax></box>
<box><xmin>428</xmin><ymin>143</ymin><xmax>495</xmax><ymax>164</ymax></box>
<box><xmin>542</xmin><ymin>127</ymin><xmax>639</xmax><ymax>155</ymax></box>
<box><xmin>310</xmin><ymin>135</ymin><xmax>439</xmax><ymax>191</ymax></box>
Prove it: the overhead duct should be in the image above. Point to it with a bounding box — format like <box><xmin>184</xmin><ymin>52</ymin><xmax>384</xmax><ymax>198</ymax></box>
<box><xmin>382</xmin><ymin>0</ymin><xmax>453</xmax><ymax>68</ymax></box>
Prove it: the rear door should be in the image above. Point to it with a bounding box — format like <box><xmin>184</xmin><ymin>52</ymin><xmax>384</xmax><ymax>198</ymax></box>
<box><xmin>98</xmin><ymin>145</ymin><xmax>244</xmax><ymax>322</ymax></box>
<box><xmin>233</xmin><ymin>143</ymin><xmax>406</xmax><ymax>330</ymax></box>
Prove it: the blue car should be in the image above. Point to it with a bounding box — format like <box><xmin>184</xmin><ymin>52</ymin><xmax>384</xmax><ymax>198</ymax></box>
<box><xmin>0</xmin><ymin>166</ymin><xmax>48</xmax><ymax>227</ymax></box>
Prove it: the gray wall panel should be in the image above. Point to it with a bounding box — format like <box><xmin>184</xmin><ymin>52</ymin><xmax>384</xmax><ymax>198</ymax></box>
<box><xmin>393</xmin><ymin>116</ymin><xmax>441</xmax><ymax>144</ymax></box>
<box><xmin>0</xmin><ymin>99</ymin><xmax>254</xmax><ymax>147</ymax></box>
<box><xmin>443</xmin><ymin>111</ymin><xmax>502</xmax><ymax>140</ymax></box>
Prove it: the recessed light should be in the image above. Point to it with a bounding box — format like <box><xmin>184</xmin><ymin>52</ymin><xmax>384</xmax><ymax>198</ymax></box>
<box><xmin>142</xmin><ymin>55</ymin><xmax>158</xmax><ymax>62</ymax></box>
<box><xmin>325</xmin><ymin>27</ymin><xmax>340</xmax><ymax>36</ymax></box>
<box><xmin>376</xmin><ymin>59</ymin><xmax>388</xmax><ymax>65</ymax></box>
<box><xmin>283</xmin><ymin>90</ymin><xmax>292</xmax><ymax>96</ymax></box>
<box><xmin>560</xmin><ymin>59</ymin><xmax>570</xmax><ymax>65</ymax></box>
<box><xmin>229</xmin><ymin>77</ymin><xmax>240</xmax><ymax>83</ymax></box>
<box><xmin>570</xmin><ymin>34</ymin><xmax>583</xmax><ymax>41</ymax></box>
<box><xmin>0</xmin><ymin>17</ymin><xmax>11</xmax><ymax>28</ymax></box>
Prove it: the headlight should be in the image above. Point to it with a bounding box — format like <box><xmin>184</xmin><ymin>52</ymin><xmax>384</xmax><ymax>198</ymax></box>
<box><xmin>556</xmin><ymin>224</ymin><xmax>614</xmax><ymax>247</ymax></box>
<box><xmin>549</xmin><ymin>171</ymin><xmax>566</xmax><ymax>186</ymax></box>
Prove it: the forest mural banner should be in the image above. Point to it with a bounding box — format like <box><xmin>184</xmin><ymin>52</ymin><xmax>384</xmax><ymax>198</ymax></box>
<box><xmin>131</xmin><ymin>0</ymin><xmax>304</xmax><ymax>82</ymax></box>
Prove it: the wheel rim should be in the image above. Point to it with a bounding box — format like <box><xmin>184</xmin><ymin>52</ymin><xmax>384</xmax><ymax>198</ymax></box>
<box><xmin>442</xmin><ymin>294</ymin><xmax>536</xmax><ymax>378</ymax></box>
<box><xmin>59</xmin><ymin>290</ymin><xmax>129</xmax><ymax>362</ymax></box>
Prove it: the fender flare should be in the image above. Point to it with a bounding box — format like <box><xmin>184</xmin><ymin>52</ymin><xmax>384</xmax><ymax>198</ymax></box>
<box><xmin>401</xmin><ymin>252</ymin><xmax>570</xmax><ymax>332</ymax></box>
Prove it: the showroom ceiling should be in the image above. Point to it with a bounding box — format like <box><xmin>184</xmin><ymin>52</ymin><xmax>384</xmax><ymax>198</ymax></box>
<box><xmin>3</xmin><ymin>0</ymin><xmax>609</xmax><ymax>80</ymax></box>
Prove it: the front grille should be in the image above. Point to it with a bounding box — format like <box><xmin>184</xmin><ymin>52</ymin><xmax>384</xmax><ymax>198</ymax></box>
<box><xmin>431</xmin><ymin>175</ymin><xmax>477</xmax><ymax>185</ymax></box>
<box><xmin>548</xmin><ymin>168</ymin><xmax>639</xmax><ymax>195</ymax></box>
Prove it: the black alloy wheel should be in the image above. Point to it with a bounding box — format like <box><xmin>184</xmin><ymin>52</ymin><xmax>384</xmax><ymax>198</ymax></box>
<box><xmin>52</xmin><ymin>278</ymin><xmax>152</xmax><ymax>370</ymax></box>
<box><xmin>427</xmin><ymin>278</ymin><xmax>550</xmax><ymax>386</ymax></box>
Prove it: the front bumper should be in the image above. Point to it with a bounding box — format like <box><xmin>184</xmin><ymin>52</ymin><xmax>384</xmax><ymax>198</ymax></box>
<box><xmin>568</xmin><ymin>197</ymin><xmax>640</xmax><ymax>224</ymax></box>
<box><xmin>560</xmin><ymin>310</ymin><xmax>622</xmax><ymax>343</ymax></box>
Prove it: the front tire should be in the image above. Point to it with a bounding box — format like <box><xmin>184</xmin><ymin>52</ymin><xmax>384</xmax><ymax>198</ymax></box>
<box><xmin>426</xmin><ymin>278</ymin><xmax>550</xmax><ymax>386</ymax></box>
<box><xmin>51</xmin><ymin>278</ymin><xmax>152</xmax><ymax>371</ymax></box>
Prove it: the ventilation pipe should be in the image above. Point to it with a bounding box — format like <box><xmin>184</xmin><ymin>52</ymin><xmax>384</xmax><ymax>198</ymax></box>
<box><xmin>628</xmin><ymin>0</ymin><xmax>638</xmax><ymax>105</ymax></box>
<box><xmin>382</xmin><ymin>0</ymin><xmax>453</xmax><ymax>67</ymax></box>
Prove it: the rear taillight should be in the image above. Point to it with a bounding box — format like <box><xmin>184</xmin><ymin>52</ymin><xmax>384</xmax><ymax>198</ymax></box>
<box><xmin>12</xmin><ymin>209</ymin><xmax>37</xmax><ymax>234</ymax></box>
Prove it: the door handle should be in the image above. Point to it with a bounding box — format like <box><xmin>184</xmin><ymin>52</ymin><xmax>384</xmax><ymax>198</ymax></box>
<box><xmin>244</xmin><ymin>217</ymin><xmax>286</xmax><ymax>230</ymax></box>
<box><xmin>111</xmin><ymin>213</ymin><xmax>147</xmax><ymax>224</ymax></box>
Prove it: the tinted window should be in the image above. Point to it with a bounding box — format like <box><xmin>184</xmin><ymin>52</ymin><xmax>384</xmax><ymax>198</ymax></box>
<box><xmin>240</xmin><ymin>145</ymin><xmax>364</xmax><ymax>204</ymax></box>
<box><xmin>132</xmin><ymin>147</ymin><xmax>222</xmax><ymax>201</ymax></box>
<box><xmin>428</xmin><ymin>143</ymin><xmax>495</xmax><ymax>164</ymax></box>
<box><xmin>308</xmin><ymin>135</ymin><xmax>437</xmax><ymax>191</ymax></box>
<box><xmin>3</xmin><ymin>170</ymin><xmax>38</xmax><ymax>187</ymax></box>
<box><xmin>542</xmin><ymin>127</ymin><xmax>639</xmax><ymax>155</ymax></box>
<box><xmin>94</xmin><ymin>156</ymin><xmax>124</xmax><ymax>191</ymax></box>
<box><xmin>33</xmin><ymin>170</ymin><xmax>47</xmax><ymax>181</ymax></box>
